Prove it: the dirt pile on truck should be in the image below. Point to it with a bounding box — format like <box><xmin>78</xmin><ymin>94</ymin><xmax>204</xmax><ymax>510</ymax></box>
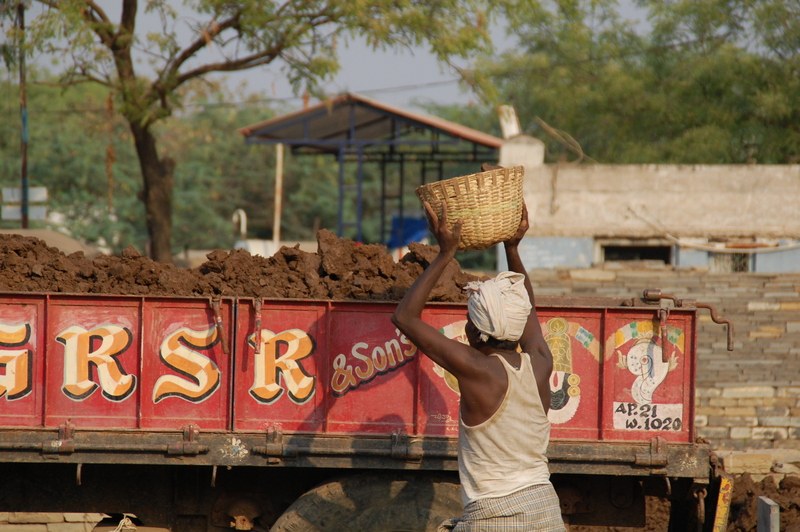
<box><xmin>0</xmin><ymin>230</ymin><xmax>478</xmax><ymax>301</ymax></box>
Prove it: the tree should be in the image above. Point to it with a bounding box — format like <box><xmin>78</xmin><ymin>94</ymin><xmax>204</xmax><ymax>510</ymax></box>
<box><xmin>14</xmin><ymin>0</ymin><xmax>521</xmax><ymax>262</ymax></box>
<box><xmin>467</xmin><ymin>0</ymin><xmax>653</xmax><ymax>162</ymax></box>
<box><xmin>466</xmin><ymin>0</ymin><xmax>800</xmax><ymax>164</ymax></box>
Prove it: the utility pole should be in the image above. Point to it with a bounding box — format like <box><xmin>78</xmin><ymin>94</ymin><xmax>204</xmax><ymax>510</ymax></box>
<box><xmin>17</xmin><ymin>2</ymin><xmax>29</xmax><ymax>228</ymax></box>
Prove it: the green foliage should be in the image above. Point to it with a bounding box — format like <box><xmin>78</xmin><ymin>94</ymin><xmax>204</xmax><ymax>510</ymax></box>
<box><xmin>2</xmin><ymin>0</ymin><xmax>798</xmax><ymax>261</ymax></box>
<box><xmin>469</xmin><ymin>0</ymin><xmax>800</xmax><ymax>164</ymax></box>
<box><xmin>0</xmin><ymin>75</ymin><xmax>147</xmax><ymax>251</ymax></box>
<box><xmin>0</xmin><ymin>75</ymin><xmax>346</xmax><ymax>253</ymax></box>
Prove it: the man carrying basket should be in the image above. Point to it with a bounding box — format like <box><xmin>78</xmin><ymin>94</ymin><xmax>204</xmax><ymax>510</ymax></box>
<box><xmin>392</xmin><ymin>199</ymin><xmax>565</xmax><ymax>531</ymax></box>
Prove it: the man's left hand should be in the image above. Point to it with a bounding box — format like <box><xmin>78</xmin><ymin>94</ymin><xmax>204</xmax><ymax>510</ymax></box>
<box><xmin>423</xmin><ymin>201</ymin><xmax>462</xmax><ymax>255</ymax></box>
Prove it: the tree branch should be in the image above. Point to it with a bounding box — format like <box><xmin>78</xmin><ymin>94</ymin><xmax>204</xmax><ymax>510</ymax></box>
<box><xmin>175</xmin><ymin>44</ymin><xmax>285</xmax><ymax>85</ymax></box>
<box><xmin>163</xmin><ymin>12</ymin><xmax>242</xmax><ymax>84</ymax></box>
<box><xmin>167</xmin><ymin>9</ymin><xmax>337</xmax><ymax>88</ymax></box>
<box><xmin>81</xmin><ymin>0</ymin><xmax>115</xmax><ymax>47</ymax></box>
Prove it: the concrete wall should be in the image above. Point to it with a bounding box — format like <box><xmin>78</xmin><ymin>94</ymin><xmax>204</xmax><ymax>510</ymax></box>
<box><xmin>520</xmin><ymin>163</ymin><xmax>800</xmax><ymax>240</ymax></box>
<box><xmin>491</xmin><ymin>159</ymin><xmax>800</xmax><ymax>272</ymax></box>
<box><xmin>500</xmin><ymin>236</ymin><xmax>800</xmax><ymax>273</ymax></box>
<box><xmin>529</xmin><ymin>266</ymin><xmax>800</xmax><ymax>478</ymax></box>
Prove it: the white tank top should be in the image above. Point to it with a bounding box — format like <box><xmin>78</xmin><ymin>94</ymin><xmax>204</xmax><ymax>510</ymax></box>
<box><xmin>458</xmin><ymin>352</ymin><xmax>551</xmax><ymax>505</ymax></box>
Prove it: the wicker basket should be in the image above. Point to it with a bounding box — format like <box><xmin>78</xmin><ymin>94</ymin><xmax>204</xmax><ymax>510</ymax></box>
<box><xmin>415</xmin><ymin>165</ymin><xmax>525</xmax><ymax>250</ymax></box>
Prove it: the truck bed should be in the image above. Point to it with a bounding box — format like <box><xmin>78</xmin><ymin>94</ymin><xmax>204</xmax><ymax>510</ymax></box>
<box><xmin>0</xmin><ymin>293</ymin><xmax>708</xmax><ymax>480</ymax></box>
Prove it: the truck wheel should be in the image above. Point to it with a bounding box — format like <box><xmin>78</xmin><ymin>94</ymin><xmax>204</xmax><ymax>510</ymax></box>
<box><xmin>269</xmin><ymin>473</ymin><xmax>461</xmax><ymax>532</ymax></box>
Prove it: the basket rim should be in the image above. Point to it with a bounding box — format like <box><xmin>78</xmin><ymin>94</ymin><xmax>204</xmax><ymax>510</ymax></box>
<box><xmin>414</xmin><ymin>165</ymin><xmax>524</xmax><ymax>194</ymax></box>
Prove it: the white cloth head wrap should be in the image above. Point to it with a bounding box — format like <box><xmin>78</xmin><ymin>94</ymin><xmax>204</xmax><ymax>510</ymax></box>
<box><xmin>465</xmin><ymin>271</ymin><xmax>532</xmax><ymax>342</ymax></box>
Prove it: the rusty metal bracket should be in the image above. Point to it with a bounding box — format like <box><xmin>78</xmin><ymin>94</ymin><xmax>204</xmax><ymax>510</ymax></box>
<box><xmin>633</xmin><ymin>436</ymin><xmax>668</xmax><ymax>468</ymax></box>
<box><xmin>390</xmin><ymin>432</ymin><xmax>422</xmax><ymax>461</ymax></box>
<box><xmin>210</xmin><ymin>298</ymin><xmax>230</xmax><ymax>355</ymax></box>
<box><xmin>253</xmin><ymin>426</ymin><xmax>294</xmax><ymax>463</ymax></box>
<box><xmin>694</xmin><ymin>486</ymin><xmax>708</xmax><ymax>526</ymax></box>
<box><xmin>695</xmin><ymin>301</ymin><xmax>735</xmax><ymax>351</ymax></box>
<box><xmin>641</xmin><ymin>289</ymin><xmax>734</xmax><ymax>351</ymax></box>
<box><xmin>43</xmin><ymin>421</ymin><xmax>76</xmax><ymax>454</ymax></box>
<box><xmin>657</xmin><ymin>303</ymin><xmax>671</xmax><ymax>362</ymax></box>
<box><xmin>167</xmin><ymin>424</ymin><xmax>204</xmax><ymax>456</ymax></box>
<box><xmin>253</xmin><ymin>298</ymin><xmax>263</xmax><ymax>356</ymax></box>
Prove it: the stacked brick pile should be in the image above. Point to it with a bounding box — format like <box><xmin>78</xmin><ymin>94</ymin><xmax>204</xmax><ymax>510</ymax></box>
<box><xmin>0</xmin><ymin>513</ymin><xmax>104</xmax><ymax>531</ymax></box>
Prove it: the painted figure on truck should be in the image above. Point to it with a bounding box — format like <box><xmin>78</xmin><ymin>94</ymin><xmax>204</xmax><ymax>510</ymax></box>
<box><xmin>392</xmin><ymin>202</ymin><xmax>566</xmax><ymax>531</ymax></box>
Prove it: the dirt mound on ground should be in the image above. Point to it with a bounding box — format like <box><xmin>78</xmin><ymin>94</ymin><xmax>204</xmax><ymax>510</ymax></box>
<box><xmin>0</xmin><ymin>229</ymin><xmax>479</xmax><ymax>301</ymax></box>
<box><xmin>728</xmin><ymin>473</ymin><xmax>800</xmax><ymax>532</ymax></box>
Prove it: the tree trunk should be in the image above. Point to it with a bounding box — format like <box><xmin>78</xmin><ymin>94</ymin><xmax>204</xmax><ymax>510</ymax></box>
<box><xmin>129</xmin><ymin>121</ymin><xmax>174</xmax><ymax>263</ymax></box>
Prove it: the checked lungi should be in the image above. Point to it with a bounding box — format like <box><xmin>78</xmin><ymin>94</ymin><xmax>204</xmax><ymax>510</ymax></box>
<box><xmin>437</xmin><ymin>483</ymin><xmax>565</xmax><ymax>531</ymax></box>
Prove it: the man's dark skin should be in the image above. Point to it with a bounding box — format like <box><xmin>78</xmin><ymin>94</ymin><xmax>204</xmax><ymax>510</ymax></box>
<box><xmin>392</xmin><ymin>201</ymin><xmax>553</xmax><ymax>426</ymax></box>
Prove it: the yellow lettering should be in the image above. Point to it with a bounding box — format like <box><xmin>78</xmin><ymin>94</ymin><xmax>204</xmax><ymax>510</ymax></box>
<box><xmin>153</xmin><ymin>325</ymin><xmax>220</xmax><ymax>403</ymax></box>
<box><xmin>399</xmin><ymin>332</ymin><xmax>417</xmax><ymax>358</ymax></box>
<box><xmin>384</xmin><ymin>338</ymin><xmax>402</xmax><ymax>366</ymax></box>
<box><xmin>250</xmin><ymin>329</ymin><xmax>315</xmax><ymax>404</ymax></box>
<box><xmin>371</xmin><ymin>345</ymin><xmax>388</xmax><ymax>372</ymax></box>
<box><xmin>352</xmin><ymin>342</ymin><xmax>373</xmax><ymax>380</ymax></box>
<box><xmin>0</xmin><ymin>322</ymin><xmax>32</xmax><ymax>400</ymax></box>
<box><xmin>329</xmin><ymin>331</ymin><xmax>418</xmax><ymax>396</ymax></box>
<box><xmin>330</xmin><ymin>354</ymin><xmax>357</xmax><ymax>395</ymax></box>
<box><xmin>58</xmin><ymin>325</ymin><xmax>135</xmax><ymax>401</ymax></box>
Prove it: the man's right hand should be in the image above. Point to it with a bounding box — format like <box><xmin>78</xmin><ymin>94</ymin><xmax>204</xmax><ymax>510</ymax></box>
<box><xmin>506</xmin><ymin>204</ymin><xmax>529</xmax><ymax>248</ymax></box>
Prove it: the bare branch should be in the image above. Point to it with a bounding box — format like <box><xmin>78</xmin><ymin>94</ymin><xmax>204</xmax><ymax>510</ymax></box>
<box><xmin>175</xmin><ymin>44</ymin><xmax>285</xmax><ymax>84</ymax></box>
<box><xmin>80</xmin><ymin>0</ymin><xmax>115</xmax><ymax>46</ymax></box>
<box><xmin>163</xmin><ymin>11</ymin><xmax>242</xmax><ymax>84</ymax></box>
<box><xmin>84</xmin><ymin>1</ymin><xmax>111</xmax><ymax>24</ymax></box>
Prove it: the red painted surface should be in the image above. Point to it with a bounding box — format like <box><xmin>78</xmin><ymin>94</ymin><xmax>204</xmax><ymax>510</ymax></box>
<box><xmin>0</xmin><ymin>295</ymin><xmax>44</xmax><ymax>427</ymax></box>
<box><xmin>139</xmin><ymin>299</ymin><xmax>233</xmax><ymax>430</ymax></box>
<box><xmin>233</xmin><ymin>300</ymin><xmax>327</xmax><ymax>432</ymax></box>
<box><xmin>0</xmin><ymin>295</ymin><xmax>696</xmax><ymax>444</ymax></box>
<box><xmin>44</xmin><ymin>297</ymin><xmax>141</xmax><ymax>428</ymax></box>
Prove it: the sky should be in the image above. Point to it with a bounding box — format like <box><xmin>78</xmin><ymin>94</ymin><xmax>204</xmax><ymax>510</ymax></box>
<box><xmin>223</xmin><ymin>38</ymin><xmax>477</xmax><ymax>112</ymax></box>
<box><xmin>16</xmin><ymin>2</ymin><xmax>648</xmax><ymax>114</ymax></box>
<box><xmin>13</xmin><ymin>2</ymin><xmax>478</xmax><ymax>113</ymax></box>
<box><xmin>217</xmin><ymin>2</ymin><xmax>648</xmax><ymax>113</ymax></box>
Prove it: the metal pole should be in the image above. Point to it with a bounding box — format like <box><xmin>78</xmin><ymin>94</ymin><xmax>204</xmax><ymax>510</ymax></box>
<box><xmin>272</xmin><ymin>143</ymin><xmax>284</xmax><ymax>251</ymax></box>
<box><xmin>356</xmin><ymin>147</ymin><xmax>363</xmax><ymax>241</ymax></box>
<box><xmin>337</xmin><ymin>146</ymin><xmax>344</xmax><ymax>236</ymax></box>
<box><xmin>17</xmin><ymin>2</ymin><xmax>29</xmax><ymax>228</ymax></box>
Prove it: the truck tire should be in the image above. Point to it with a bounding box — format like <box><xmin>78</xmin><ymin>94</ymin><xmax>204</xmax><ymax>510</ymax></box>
<box><xmin>269</xmin><ymin>473</ymin><xmax>462</xmax><ymax>532</ymax></box>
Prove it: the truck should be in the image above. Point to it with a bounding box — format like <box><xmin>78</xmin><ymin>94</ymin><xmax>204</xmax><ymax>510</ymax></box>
<box><xmin>0</xmin><ymin>288</ymin><xmax>733</xmax><ymax>531</ymax></box>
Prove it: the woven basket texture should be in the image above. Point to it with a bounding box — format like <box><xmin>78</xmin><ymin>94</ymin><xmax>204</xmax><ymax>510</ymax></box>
<box><xmin>415</xmin><ymin>166</ymin><xmax>525</xmax><ymax>250</ymax></box>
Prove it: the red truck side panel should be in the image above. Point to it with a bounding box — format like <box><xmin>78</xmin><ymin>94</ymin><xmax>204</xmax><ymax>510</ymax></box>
<box><xmin>139</xmin><ymin>299</ymin><xmax>234</xmax><ymax>430</ymax></box>
<box><xmin>601</xmin><ymin>310</ymin><xmax>696</xmax><ymax>442</ymax></box>
<box><xmin>233</xmin><ymin>300</ymin><xmax>327</xmax><ymax>432</ymax></box>
<box><xmin>324</xmin><ymin>302</ymin><xmax>419</xmax><ymax>435</ymax></box>
<box><xmin>0</xmin><ymin>295</ymin><xmax>697</xmax><ymax>445</ymax></box>
<box><xmin>0</xmin><ymin>295</ymin><xmax>45</xmax><ymax>427</ymax></box>
<box><xmin>538</xmin><ymin>309</ymin><xmax>604</xmax><ymax>440</ymax></box>
<box><xmin>45</xmin><ymin>297</ymin><xmax>142</xmax><ymax>428</ymax></box>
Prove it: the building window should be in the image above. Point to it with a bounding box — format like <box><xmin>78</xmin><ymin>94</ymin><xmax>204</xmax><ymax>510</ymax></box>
<box><xmin>602</xmin><ymin>245</ymin><xmax>672</xmax><ymax>264</ymax></box>
<box><xmin>709</xmin><ymin>252</ymin><xmax>750</xmax><ymax>273</ymax></box>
